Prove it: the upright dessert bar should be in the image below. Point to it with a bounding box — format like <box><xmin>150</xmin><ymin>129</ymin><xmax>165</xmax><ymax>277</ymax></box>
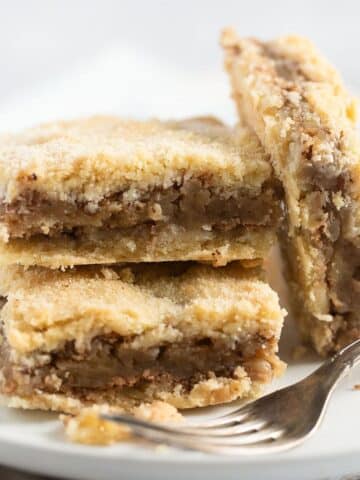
<box><xmin>0</xmin><ymin>263</ymin><xmax>285</xmax><ymax>414</ymax></box>
<box><xmin>0</xmin><ymin>116</ymin><xmax>281</xmax><ymax>268</ymax></box>
<box><xmin>222</xmin><ymin>29</ymin><xmax>360</xmax><ymax>354</ymax></box>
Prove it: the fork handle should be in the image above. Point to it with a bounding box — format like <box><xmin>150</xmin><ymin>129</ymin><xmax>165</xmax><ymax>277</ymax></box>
<box><xmin>312</xmin><ymin>338</ymin><xmax>360</xmax><ymax>390</ymax></box>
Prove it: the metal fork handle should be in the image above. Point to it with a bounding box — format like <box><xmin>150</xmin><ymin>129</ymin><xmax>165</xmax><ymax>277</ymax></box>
<box><xmin>309</xmin><ymin>338</ymin><xmax>360</xmax><ymax>391</ymax></box>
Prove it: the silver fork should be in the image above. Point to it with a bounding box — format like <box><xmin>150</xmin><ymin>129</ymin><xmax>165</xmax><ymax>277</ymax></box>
<box><xmin>102</xmin><ymin>339</ymin><xmax>360</xmax><ymax>455</ymax></box>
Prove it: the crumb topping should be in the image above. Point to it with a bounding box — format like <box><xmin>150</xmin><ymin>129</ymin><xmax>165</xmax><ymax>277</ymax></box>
<box><xmin>0</xmin><ymin>116</ymin><xmax>272</xmax><ymax>203</ymax></box>
<box><xmin>0</xmin><ymin>263</ymin><xmax>285</xmax><ymax>354</ymax></box>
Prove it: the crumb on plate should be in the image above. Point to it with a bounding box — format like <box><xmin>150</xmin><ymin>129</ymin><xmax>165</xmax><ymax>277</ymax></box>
<box><xmin>62</xmin><ymin>401</ymin><xmax>183</xmax><ymax>446</ymax></box>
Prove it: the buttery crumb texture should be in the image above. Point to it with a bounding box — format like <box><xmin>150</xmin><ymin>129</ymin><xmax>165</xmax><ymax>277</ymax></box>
<box><xmin>0</xmin><ymin>116</ymin><xmax>281</xmax><ymax>267</ymax></box>
<box><xmin>62</xmin><ymin>401</ymin><xmax>183</xmax><ymax>446</ymax></box>
<box><xmin>0</xmin><ymin>262</ymin><xmax>285</xmax><ymax>414</ymax></box>
<box><xmin>222</xmin><ymin>29</ymin><xmax>360</xmax><ymax>355</ymax></box>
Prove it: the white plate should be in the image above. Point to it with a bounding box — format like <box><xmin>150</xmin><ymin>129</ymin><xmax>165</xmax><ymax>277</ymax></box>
<box><xmin>1</xmin><ymin>252</ymin><xmax>360</xmax><ymax>480</ymax></box>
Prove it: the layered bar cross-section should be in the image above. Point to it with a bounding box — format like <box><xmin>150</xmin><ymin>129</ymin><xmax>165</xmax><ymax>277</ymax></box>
<box><xmin>0</xmin><ymin>262</ymin><xmax>285</xmax><ymax>414</ymax></box>
<box><xmin>222</xmin><ymin>29</ymin><xmax>360</xmax><ymax>354</ymax></box>
<box><xmin>0</xmin><ymin>116</ymin><xmax>282</xmax><ymax>268</ymax></box>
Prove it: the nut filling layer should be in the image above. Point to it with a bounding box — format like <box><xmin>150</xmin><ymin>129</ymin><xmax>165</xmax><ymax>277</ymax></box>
<box><xmin>0</xmin><ymin>178</ymin><xmax>281</xmax><ymax>239</ymax></box>
<box><xmin>0</xmin><ymin>334</ymin><xmax>280</xmax><ymax>403</ymax></box>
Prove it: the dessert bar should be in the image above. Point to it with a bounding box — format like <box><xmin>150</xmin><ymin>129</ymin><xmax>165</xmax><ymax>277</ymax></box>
<box><xmin>0</xmin><ymin>262</ymin><xmax>285</xmax><ymax>414</ymax></box>
<box><xmin>0</xmin><ymin>116</ymin><xmax>282</xmax><ymax>268</ymax></box>
<box><xmin>222</xmin><ymin>30</ymin><xmax>360</xmax><ymax>354</ymax></box>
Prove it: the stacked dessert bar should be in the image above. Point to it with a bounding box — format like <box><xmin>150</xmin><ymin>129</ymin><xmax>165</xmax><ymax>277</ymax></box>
<box><xmin>0</xmin><ymin>116</ymin><xmax>285</xmax><ymax>413</ymax></box>
<box><xmin>1</xmin><ymin>32</ymin><xmax>357</xmax><ymax>419</ymax></box>
<box><xmin>222</xmin><ymin>30</ymin><xmax>360</xmax><ymax>355</ymax></box>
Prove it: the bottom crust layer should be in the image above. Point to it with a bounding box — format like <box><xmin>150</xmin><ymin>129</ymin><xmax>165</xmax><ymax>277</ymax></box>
<box><xmin>0</xmin><ymin>225</ymin><xmax>274</xmax><ymax>268</ymax></box>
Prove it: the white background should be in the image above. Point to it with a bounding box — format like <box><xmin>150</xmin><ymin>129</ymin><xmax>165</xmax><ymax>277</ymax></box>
<box><xmin>0</xmin><ymin>0</ymin><xmax>359</xmax><ymax>131</ymax></box>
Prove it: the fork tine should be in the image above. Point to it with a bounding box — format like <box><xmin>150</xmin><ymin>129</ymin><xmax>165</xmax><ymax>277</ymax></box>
<box><xmin>194</xmin><ymin>391</ymin><xmax>278</xmax><ymax>429</ymax></box>
<box><xmin>102</xmin><ymin>413</ymin><xmax>265</xmax><ymax>438</ymax></box>
<box><xmin>103</xmin><ymin>416</ymin><xmax>289</xmax><ymax>455</ymax></box>
<box><xmin>193</xmin><ymin>419</ymin><xmax>269</xmax><ymax>436</ymax></box>
<box><xmin>161</xmin><ymin>426</ymin><xmax>284</xmax><ymax>446</ymax></box>
<box><xmin>180</xmin><ymin>418</ymin><xmax>268</xmax><ymax>436</ymax></box>
<box><xmin>188</xmin><ymin>427</ymin><xmax>284</xmax><ymax>446</ymax></box>
<box><xmin>102</xmin><ymin>414</ymin><xmax>298</xmax><ymax>454</ymax></box>
<box><xmin>189</xmin><ymin>405</ymin><xmax>252</xmax><ymax>429</ymax></box>
<box><xmin>102</xmin><ymin>413</ymin><xmax>280</xmax><ymax>443</ymax></box>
